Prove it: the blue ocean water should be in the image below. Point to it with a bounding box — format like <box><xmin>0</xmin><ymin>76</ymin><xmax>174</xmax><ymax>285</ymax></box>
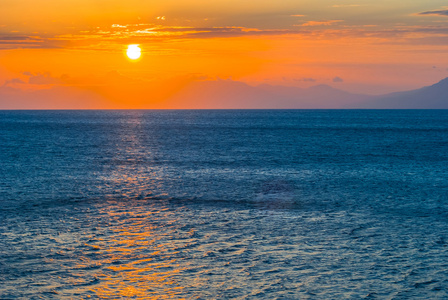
<box><xmin>1</xmin><ymin>110</ymin><xmax>448</xmax><ymax>299</ymax></box>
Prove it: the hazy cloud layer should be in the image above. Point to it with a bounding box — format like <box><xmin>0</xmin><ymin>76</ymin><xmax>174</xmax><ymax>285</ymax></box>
<box><xmin>2</xmin><ymin>22</ymin><xmax>448</xmax><ymax>50</ymax></box>
<box><xmin>299</xmin><ymin>20</ymin><xmax>343</xmax><ymax>27</ymax></box>
<box><xmin>2</xmin><ymin>1</ymin><xmax>448</xmax><ymax>50</ymax></box>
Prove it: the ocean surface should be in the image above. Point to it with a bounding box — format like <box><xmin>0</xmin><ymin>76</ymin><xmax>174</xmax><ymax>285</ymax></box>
<box><xmin>1</xmin><ymin>110</ymin><xmax>448</xmax><ymax>299</ymax></box>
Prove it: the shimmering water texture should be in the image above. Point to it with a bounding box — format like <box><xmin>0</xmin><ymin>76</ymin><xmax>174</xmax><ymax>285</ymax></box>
<box><xmin>1</xmin><ymin>110</ymin><xmax>448</xmax><ymax>299</ymax></box>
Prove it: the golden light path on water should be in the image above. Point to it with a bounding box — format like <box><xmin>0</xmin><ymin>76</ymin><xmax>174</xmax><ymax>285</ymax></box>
<box><xmin>70</xmin><ymin>111</ymin><xmax>185</xmax><ymax>298</ymax></box>
<box><xmin>89</xmin><ymin>206</ymin><xmax>183</xmax><ymax>298</ymax></box>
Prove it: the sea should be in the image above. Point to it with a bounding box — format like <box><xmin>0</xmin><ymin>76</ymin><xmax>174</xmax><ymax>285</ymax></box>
<box><xmin>1</xmin><ymin>110</ymin><xmax>448</xmax><ymax>299</ymax></box>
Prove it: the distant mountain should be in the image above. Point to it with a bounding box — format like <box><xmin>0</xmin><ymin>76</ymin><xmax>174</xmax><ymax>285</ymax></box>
<box><xmin>354</xmin><ymin>77</ymin><xmax>448</xmax><ymax>109</ymax></box>
<box><xmin>257</xmin><ymin>83</ymin><xmax>373</xmax><ymax>108</ymax></box>
<box><xmin>170</xmin><ymin>77</ymin><xmax>448</xmax><ymax>109</ymax></box>
<box><xmin>2</xmin><ymin>75</ymin><xmax>446</xmax><ymax>109</ymax></box>
<box><xmin>168</xmin><ymin>79</ymin><xmax>372</xmax><ymax>109</ymax></box>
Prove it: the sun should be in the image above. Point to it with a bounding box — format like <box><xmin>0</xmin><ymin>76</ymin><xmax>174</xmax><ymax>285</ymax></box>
<box><xmin>126</xmin><ymin>45</ymin><xmax>141</xmax><ymax>60</ymax></box>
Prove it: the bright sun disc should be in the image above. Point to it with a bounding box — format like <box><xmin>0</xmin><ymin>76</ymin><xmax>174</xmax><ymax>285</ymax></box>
<box><xmin>127</xmin><ymin>45</ymin><xmax>141</xmax><ymax>60</ymax></box>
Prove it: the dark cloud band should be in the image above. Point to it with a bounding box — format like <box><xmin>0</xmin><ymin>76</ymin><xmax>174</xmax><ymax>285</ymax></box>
<box><xmin>418</xmin><ymin>10</ymin><xmax>448</xmax><ymax>17</ymax></box>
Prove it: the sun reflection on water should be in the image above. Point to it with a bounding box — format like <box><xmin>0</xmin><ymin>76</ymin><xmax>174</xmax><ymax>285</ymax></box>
<box><xmin>97</xmin><ymin>111</ymin><xmax>170</xmax><ymax>201</ymax></box>
<box><xmin>73</xmin><ymin>112</ymin><xmax>187</xmax><ymax>298</ymax></box>
<box><xmin>69</xmin><ymin>201</ymin><xmax>185</xmax><ymax>299</ymax></box>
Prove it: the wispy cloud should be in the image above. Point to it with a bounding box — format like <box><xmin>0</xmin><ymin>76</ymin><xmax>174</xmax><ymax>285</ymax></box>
<box><xmin>0</xmin><ymin>35</ymin><xmax>44</xmax><ymax>49</ymax></box>
<box><xmin>418</xmin><ymin>9</ymin><xmax>448</xmax><ymax>17</ymax></box>
<box><xmin>299</xmin><ymin>20</ymin><xmax>343</xmax><ymax>27</ymax></box>
<box><xmin>40</xmin><ymin>25</ymin><xmax>301</xmax><ymax>49</ymax></box>
<box><xmin>2</xmin><ymin>21</ymin><xmax>448</xmax><ymax>50</ymax></box>
<box><xmin>2</xmin><ymin>78</ymin><xmax>25</xmax><ymax>87</ymax></box>
<box><xmin>332</xmin><ymin>4</ymin><xmax>361</xmax><ymax>8</ymax></box>
<box><xmin>26</xmin><ymin>72</ymin><xmax>63</xmax><ymax>85</ymax></box>
<box><xmin>294</xmin><ymin>77</ymin><xmax>316</xmax><ymax>82</ymax></box>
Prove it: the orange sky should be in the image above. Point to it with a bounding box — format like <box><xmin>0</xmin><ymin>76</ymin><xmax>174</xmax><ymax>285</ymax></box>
<box><xmin>1</xmin><ymin>0</ymin><xmax>448</xmax><ymax>108</ymax></box>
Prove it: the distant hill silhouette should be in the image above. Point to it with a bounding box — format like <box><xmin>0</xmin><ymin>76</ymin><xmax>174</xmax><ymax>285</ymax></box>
<box><xmin>169</xmin><ymin>77</ymin><xmax>448</xmax><ymax>109</ymax></box>
<box><xmin>168</xmin><ymin>79</ymin><xmax>373</xmax><ymax>109</ymax></box>
<box><xmin>258</xmin><ymin>83</ymin><xmax>373</xmax><ymax>108</ymax></box>
<box><xmin>353</xmin><ymin>77</ymin><xmax>448</xmax><ymax>109</ymax></box>
<box><xmin>1</xmin><ymin>75</ymin><xmax>447</xmax><ymax>109</ymax></box>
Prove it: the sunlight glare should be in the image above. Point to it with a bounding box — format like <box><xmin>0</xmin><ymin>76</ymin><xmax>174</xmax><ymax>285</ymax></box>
<box><xmin>127</xmin><ymin>45</ymin><xmax>141</xmax><ymax>60</ymax></box>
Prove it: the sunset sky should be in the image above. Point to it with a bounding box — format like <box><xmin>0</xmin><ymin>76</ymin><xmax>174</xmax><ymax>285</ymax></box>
<box><xmin>1</xmin><ymin>0</ymin><xmax>448</xmax><ymax>108</ymax></box>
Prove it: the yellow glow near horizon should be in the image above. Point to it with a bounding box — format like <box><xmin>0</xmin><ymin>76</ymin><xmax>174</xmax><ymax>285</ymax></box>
<box><xmin>127</xmin><ymin>45</ymin><xmax>141</xmax><ymax>60</ymax></box>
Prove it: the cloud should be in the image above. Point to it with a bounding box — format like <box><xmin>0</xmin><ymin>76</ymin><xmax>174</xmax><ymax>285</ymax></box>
<box><xmin>332</xmin><ymin>4</ymin><xmax>361</xmax><ymax>8</ymax></box>
<box><xmin>418</xmin><ymin>9</ymin><xmax>448</xmax><ymax>17</ymax></box>
<box><xmin>299</xmin><ymin>20</ymin><xmax>343</xmax><ymax>27</ymax></box>
<box><xmin>0</xmin><ymin>35</ymin><xmax>43</xmax><ymax>49</ymax></box>
<box><xmin>12</xmin><ymin>25</ymin><xmax>301</xmax><ymax>50</ymax></box>
<box><xmin>333</xmin><ymin>76</ymin><xmax>344</xmax><ymax>83</ymax></box>
<box><xmin>9</xmin><ymin>78</ymin><xmax>25</xmax><ymax>84</ymax></box>
<box><xmin>294</xmin><ymin>77</ymin><xmax>316</xmax><ymax>82</ymax></box>
<box><xmin>0</xmin><ymin>33</ymin><xmax>66</xmax><ymax>50</ymax></box>
<box><xmin>17</xmin><ymin>72</ymin><xmax>72</xmax><ymax>85</ymax></box>
<box><xmin>25</xmin><ymin>72</ymin><xmax>62</xmax><ymax>85</ymax></box>
<box><xmin>0</xmin><ymin>35</ymin><xmax>33</xmax><ymax>40</ymax></box>
<box><xmin>2</xmin><ymin>78</ymin><xmax>25</xmax><ymax>87</ymax></box>
<box><xmin>2</xmin><ymin>21</ymin><xmax>448</xmax><ymax>51</ymax></box>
